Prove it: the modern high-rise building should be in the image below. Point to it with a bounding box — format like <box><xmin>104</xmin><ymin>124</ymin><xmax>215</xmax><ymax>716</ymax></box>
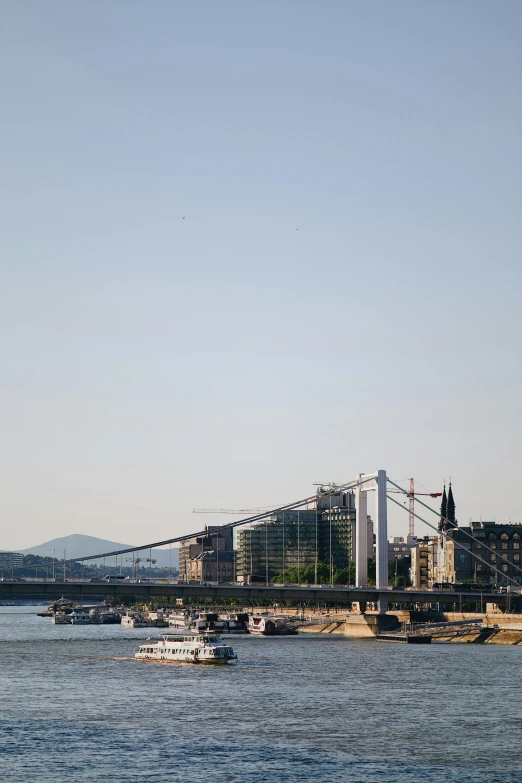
<box><xmin>235</xmin><ymin>510</ymin><xmax>319</xmax><ymax>584</ymax></box>
<box><xmin>235</xmin><ymin>491</ymin><xmax>373</xmax><ymax>583</ymax></box>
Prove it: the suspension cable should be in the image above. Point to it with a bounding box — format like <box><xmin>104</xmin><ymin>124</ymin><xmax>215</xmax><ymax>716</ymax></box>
<box><xmin>387</xmin><ymin>492</ymin><xmax>522</xmax><ymax>588</ymax></box>
<box><xmin>64</xmin><ymin>475</ymin><xmax>377</xmax><ymax>564</ymax></box>
<box><xmin>387</xmin><ymin>477</ymin><xmax>522</xmax><ymax>580</ymax></box>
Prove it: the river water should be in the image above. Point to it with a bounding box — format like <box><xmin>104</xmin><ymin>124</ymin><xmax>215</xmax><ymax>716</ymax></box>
<box><xmin>0</xmin><ymin>605</ymin><xmax>520</xmax><ymax>782</ymax></box>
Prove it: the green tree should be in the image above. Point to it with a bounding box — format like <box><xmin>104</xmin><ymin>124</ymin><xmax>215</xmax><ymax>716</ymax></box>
<box><xmin>333</xmin><ymin>562</ymin><xmax>355</xmax><ymax>585</ymax></box>
<box><xmin>271</xmin><ymin>561</ymin><xmax>355</xmax><ymax>585</ymax></box>
<box><xmin>388</xmin><ymin>558</ymin><xmax>412</xmax><ymax>587</ymax></box>
<box><xmin>22</xmin><ymin>555</ymin><xmax>57</xmax><ymax>566</ymax></box>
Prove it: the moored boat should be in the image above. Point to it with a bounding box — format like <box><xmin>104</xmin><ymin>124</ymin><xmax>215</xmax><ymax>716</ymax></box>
<box><xmin>135</xmin><ymin>632</ymin><xmax>237</xmax><ymax>665</ymax></box>
<box><xmin>122</xmin><ymin>613</ymin><xmax>149</xmax><ymax>628</ymax></box>
<box><xmin>40</xmin><ymin>598</ymin><xmax>77</xmax><ymax>618</ymax></box>
<box><xmin>100</xmin><ymin>611</ymin><xmax>121</xmax><ymax>624</ymax></box>
<box><xmin>69</xmin><ymin>611</ymin><xmax>91</xmax><ymax>624</ymax></box>
<box><xmin>168</xmin><ymin>611</ymin><xmax>191</xmax><ymax>630</ymax></box>
<box><xmin>216</xmin><ymin>612</ymin><xmax>249</xmax><ymax>634</ymax></box>
<box><xmin>90</xmin><ymin>609</ymin><xmax>121</xmax><ymax>624</ymax></box>
<box><xmin>248</xmin><ymin>615</ymin><xmax>299</xmax><ymax>636</ymax></box>
<box><xmin>52</xmin><ymin>611</ymin><xmax>71</xmax><ymax>624</ymax></box>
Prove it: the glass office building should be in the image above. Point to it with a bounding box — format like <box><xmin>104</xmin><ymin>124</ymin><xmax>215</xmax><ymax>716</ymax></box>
<box><xmin>235</xmin><ymin>494</ymin><xmax>359</xmax><ymax>583</ymax></box>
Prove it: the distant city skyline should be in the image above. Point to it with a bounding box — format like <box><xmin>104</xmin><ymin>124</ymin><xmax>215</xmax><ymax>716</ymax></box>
<box><xmin>1</xmin><ymin>2</ymin><xmax>521</xmax><ymax>549</ymax></box>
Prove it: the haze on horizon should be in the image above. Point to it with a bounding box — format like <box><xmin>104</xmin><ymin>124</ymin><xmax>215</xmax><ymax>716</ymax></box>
<box><xmin>1</xmin><ymin>1</ymin><xmax>521</xmax><ymax>552</ymax></box>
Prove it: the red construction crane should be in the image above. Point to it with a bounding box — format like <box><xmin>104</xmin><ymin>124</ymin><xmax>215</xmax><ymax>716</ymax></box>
<box><xmin>388</xmin><ymin>479</ymin><xmax>442</xmax><ymax>537</ymax></box>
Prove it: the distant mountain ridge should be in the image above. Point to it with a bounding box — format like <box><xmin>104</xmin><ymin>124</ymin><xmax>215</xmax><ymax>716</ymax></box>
<box><xmin>20</xmin><ymin>533</ymin><xmax>178</xmax><ymax>569</ymax></box>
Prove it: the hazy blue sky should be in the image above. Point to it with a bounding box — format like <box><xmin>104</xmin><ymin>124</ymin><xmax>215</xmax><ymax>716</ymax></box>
<box><xmin>1</xmin><ymin>1</ymin><xmax>521</xmax><ymax>550</ymax></box>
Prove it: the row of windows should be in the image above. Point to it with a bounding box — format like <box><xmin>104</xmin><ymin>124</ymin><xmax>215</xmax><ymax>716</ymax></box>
<box><xmin>488</xmin><ymin>532</ymin><xmax>521</xmax><ymax>540</ymax></box>
<box><xmin>142</xmin><ymin>647</ymin><xmax>186</xmax><ymax>654</ymax></box>
<box><xmin>460</xmin><ymin>553</ymin><xmax>520</xmax><ymax>566</ymax></box>
<box><xmin>487</xmin><ymin>542</ymin><xmax>520</xmax><ymax>550</ymax></box>
<box><xmin>476</xmin><ymin>564</ymin><xmax>513</xmax><ymax>573</ymax></box>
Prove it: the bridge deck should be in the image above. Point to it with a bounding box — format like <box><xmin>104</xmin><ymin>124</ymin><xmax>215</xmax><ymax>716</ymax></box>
<box><xmin>0</xmin><ymin>580</ymin><xmax>513</xmax><ymax>606</ymax></box>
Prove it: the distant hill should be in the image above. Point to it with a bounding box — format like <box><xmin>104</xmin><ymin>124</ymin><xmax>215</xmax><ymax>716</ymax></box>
<box><xmin>21</xmin><ymin>534</ymin><xmax>178</xmax><ymax>569</ymax></box>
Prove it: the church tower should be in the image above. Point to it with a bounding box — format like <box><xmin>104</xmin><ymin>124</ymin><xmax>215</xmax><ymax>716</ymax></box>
<box><xmin>446</xmin><ymin>482</ymin><xmax>456</xmax><ymax>528</ymax></box>
<box><xmin>436</xmin><ymin>480</ymin><xmax>456</xmax><ymax>583</ymax></box>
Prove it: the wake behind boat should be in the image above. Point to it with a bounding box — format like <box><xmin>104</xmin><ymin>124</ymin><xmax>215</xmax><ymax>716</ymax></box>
<box><xmin>135</xmin><ymin>631</ymin><xmax>237</xmax><ymax>665</ymax></box>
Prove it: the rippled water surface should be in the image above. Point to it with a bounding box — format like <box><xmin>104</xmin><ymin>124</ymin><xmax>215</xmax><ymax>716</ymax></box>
<box><xmin>1</xmin><ymin>605</ymin><xmax>521</xmax><ymax>782</ymax></box>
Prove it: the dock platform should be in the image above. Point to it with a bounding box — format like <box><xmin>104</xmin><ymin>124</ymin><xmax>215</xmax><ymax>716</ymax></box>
<box><xmin>376</xmin><ymin>632</ymin><xmax>432</xmax><ymax>644</ymax></box>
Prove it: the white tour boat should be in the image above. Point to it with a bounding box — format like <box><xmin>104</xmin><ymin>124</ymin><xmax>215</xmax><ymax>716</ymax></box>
<box><xmin>135</xmin><ymin>632</ymin><xmax>237</xmax><ymax>665</ymax></box>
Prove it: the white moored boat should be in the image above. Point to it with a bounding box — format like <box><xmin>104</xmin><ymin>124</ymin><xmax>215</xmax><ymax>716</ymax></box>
<box><xmin>248</xmin><ymin>615</ymin><xmax>299</xmax><ymax>635</ymax></box>
<box><xmin>168</xmin><ymin>611</ymin><xmax>191</xmax><ymax>630</ymax></box>
<box><xmin>135</xmin><ymin>632</ymin><xmax>237</xmax><ymax>665</ymax></box>
<box><xmin>69</xmin><ymin>610</ymin><xmax>91</xmax><ymax>625</ymax></box>
<box><xmin>122</xmin><ymin>613</ymin><xmax>149</xmax><ymax>628</ymax></box>
<box><xmin>52</xmin><ymin>611</ymin><xmax>71</xmax><ymax>624</ymax></box>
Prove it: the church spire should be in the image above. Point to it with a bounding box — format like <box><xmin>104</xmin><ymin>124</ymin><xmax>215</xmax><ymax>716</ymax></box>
<box><xmin>447</xmin><ymin>481</ymin><xmax>456</xmax><ymax>528</ymax></box>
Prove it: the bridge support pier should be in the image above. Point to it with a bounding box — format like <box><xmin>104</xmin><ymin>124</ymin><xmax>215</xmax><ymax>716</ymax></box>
<box><xmin>378</xmin><ymin>592</ymin><xmax>389</xmax><ymax>613</ymax></box>
<box><xmin>344</xmin><ymin>612</ymin><xmax>399</xmax><ymax>638</ymax></box>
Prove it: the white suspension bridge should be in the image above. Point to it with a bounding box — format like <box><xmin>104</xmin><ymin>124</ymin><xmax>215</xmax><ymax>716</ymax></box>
<box><xmin>2</xmin><ymin>470</ymin><xmax>521</xmax><ymax>611</ymax></box>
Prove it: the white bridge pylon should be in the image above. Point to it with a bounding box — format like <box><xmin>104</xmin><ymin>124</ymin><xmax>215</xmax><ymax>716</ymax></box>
<box><xmin>355</xmin><ymin>470</ymin><xmax>388</xmax><ymax>589</ymax></box>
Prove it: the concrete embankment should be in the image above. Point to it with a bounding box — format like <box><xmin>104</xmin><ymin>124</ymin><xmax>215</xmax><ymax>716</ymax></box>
<box><xmin>299</xmin><ymin>620</ymin><xmax>347</xmax><ymax>635</ymax></box>
<box><xmin>299</xmin><ymin>612</ymin><xmax>522</xmax><ymax>644</ymax></box>
<box><xmin>300</xmin><ymin>613</ymin><xmax>399</xmax><ymax>639</ymax></box>
<box><xmin>435</xmin><ymin>628</ymin><xmax>522</xmax><ymax>645</ymax></box>
<box><xmin>422</xmin><ymin>612</ymin><xmax>522</xmax><ymax>644</ymax></box>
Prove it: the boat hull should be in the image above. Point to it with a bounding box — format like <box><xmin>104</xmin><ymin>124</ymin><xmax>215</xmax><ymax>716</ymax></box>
<box><xmin>135</xmin><ymin>654</ymin><xmax>232</xmax><ymax>665</ymax></box>
<box><xmin>248</xmin><ymin>626</ymin><xmax>298</xmax><ymax>636</ymax></box>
